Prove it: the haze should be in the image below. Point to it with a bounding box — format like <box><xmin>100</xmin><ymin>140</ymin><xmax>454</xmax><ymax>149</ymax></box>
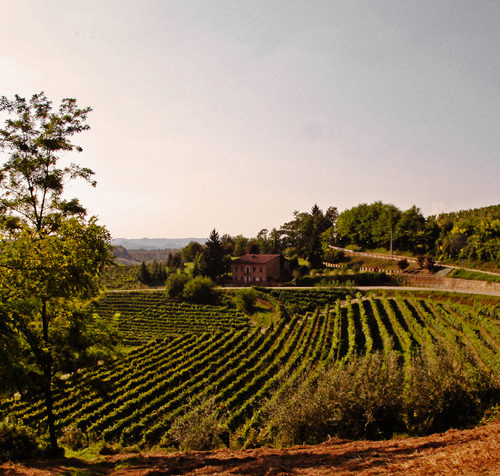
<box><xmin>1</xmin><ymin>1</ymin><xmax>499</xmax><ymax>238</ymax></box>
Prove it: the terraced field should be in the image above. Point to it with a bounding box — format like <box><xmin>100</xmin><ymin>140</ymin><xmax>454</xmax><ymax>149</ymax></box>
<box><xmin>2</xmin><ymin>290</ymin><xmax>500</xmax><ymax>449</ymax></box>
<box><xmin>88</xmin><ymin>290</ymin><xmax>249</xmax><ymax>344</ymax></box>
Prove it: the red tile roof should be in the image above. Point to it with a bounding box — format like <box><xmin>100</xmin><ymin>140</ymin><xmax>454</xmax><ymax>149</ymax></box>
<box><xmin>233</xmin><ymin>254</ymin><xmax>281</xmax><ymax>265</ymax></box>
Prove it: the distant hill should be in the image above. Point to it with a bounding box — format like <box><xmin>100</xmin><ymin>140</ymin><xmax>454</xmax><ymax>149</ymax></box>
<box><xmin>111</xmin><ymin>238</ymin><xmax>207</xmax><ymax>250</ymax></box>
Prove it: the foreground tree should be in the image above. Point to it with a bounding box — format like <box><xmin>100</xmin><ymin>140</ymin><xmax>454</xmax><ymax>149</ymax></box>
<box><xmin>0</xmin><ymin>93</ymin><xmax>114</xmax><ymax>453</ymax></box>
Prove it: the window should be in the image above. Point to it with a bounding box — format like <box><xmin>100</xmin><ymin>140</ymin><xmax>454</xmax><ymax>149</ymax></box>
<box><xmin>259</xmin><ymin>267</ymin><xmax>263</xmax><ymax>272</ymax></box>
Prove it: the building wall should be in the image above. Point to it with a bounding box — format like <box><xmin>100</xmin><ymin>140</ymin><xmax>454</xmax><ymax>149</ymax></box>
<box><xmin>232</xmin><ymin>256</ymin><xmax>281</xmax><ymax>284</ymax></box>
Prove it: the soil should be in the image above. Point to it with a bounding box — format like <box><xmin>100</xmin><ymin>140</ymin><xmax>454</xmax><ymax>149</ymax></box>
<box><xmin>2</xmin><ymin>420</ymin><xmax>500</xmax><ymax>475</ymax></box>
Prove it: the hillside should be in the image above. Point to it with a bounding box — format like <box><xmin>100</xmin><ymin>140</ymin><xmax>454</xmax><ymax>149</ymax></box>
<box><xmin>2</xmin><ymin>289</ymin><xmax>499</xmax><ymax>453</ymax></box>
<box><xmin>111</xmin><ymin>237</ymin><xmax>206</xmax><ymax>250</ymax></box>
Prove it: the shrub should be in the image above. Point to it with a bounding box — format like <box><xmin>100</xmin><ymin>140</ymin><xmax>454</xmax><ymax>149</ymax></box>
<box><xmin>324</xmin><ymin>248</ymin><xmax>345</xmax><ymax>263</ymax></box>
<box><xmin>423</xmin><ymin>256</ymin><xmax>435</xmax><ymax>272</ymax></box>
<box><xmin>169</xmin><ymin>396</ymin><xmax>228</xmax><ymax>451</ymax></box>
<box><xmin>397</xmin><ymin>258</ymin><xmax>409</xmax><ymax>271</ymax></box>
<box><xmin>183</xmin><ymin>276</ymin><xmax>216</xmax><ymax>304</ymax></box>
<box><xmin>402</xmin><ymin>346</ymin><xmax>495</xmax><ymax>434</ymax></box>
<box><xmin>165</xmin><ymin>272</ymin><xmax>189</xmax><ymax>300</ymax></box>
<box><xmin>263</xmin><ymin>353</ymin><xmax>404</xmax><ymax>445</ymax></box>
<box><xmin>235</xmin><ymin>288</ymin><xmax>258</xmax><ymax>314</ymax></box>
<box><xmin>0</xmin><ymin>419</ymin><xmax>40</xmax><ymax>462</ymax></box>
<box><xmin>59</xmin><ymin>425</ymin><xmax>87</xmax><ymax>450</ymax></box>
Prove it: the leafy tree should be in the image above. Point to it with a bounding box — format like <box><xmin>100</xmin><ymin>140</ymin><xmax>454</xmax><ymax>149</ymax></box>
<box><xmin>246</xmin><ymin>241</ymin><xmax>260</xmax><ymax>254</ymax></box>
<box><xmin>181</xmin><ymin>240</ymin><xmax>203</xmax><ymax>262</ymax></box>
<box><xmin>165</xmin><ymin>272</ymin><xmax>190</xmax><ymax>300</ymax></box>
<box><xmin>280</xmin><ymin>204</ymin><xmax>336</xmax><ymax>267</ymax></box>
<box><xmin>233</xmin><ymin>235</ymin><xmax>249</xmax><ymax>256</ymax></box>
<box><xmin>235</xmin><ymin>288</ymin><xmax>258</xmax><ymax>314</ymax></box>
<box><xmin>220</xmin><ymin>233</ymin><xmax>235</xmax><ymax>255</ymax></box>
<box><xmin>394</xmin><ymin>206</ymin><xmax>426</xmax><ymax>252</ymax></box>
<box><xmin>0</xmin><ymin>92</ymin><xmax>114</xmax><ymax>453</ymax></box>
<box><xmin>183</xmin><ymin>275</ymin><xmax>216</xmax><ymax>304</ymax></box>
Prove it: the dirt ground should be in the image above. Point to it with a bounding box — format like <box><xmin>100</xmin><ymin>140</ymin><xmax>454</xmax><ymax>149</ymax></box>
<box><xmin>2</xmin><ymin>420</ymin><xmax>500</xmax><ymax>475</ymax></box>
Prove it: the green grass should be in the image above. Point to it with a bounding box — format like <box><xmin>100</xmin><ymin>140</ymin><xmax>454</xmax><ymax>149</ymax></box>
<box><xmin>448</xmin><ymin>268</ymin><xmax>500</xmax><ymax>283</ymax></box>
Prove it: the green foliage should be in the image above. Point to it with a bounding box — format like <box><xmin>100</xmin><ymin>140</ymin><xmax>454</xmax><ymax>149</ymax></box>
<box><xmin>0</xmin><ymin>419</ymin><xmax>41</xmax><ymax>462</ymax></box>
<box><xmin>337</xmin><ymin>202</ymin><xmax>402</xmax><ymax>251</ymax></box>
<box><xmin>0</xmin><ymin>92</ymin><xmax>94</xmax><ymax>232</ymax></box>
<box><xmin>199</xmin><ymin>229</ymin><xmax>230</xmax><ymax>282</ymax></box>
<box><xmin>449</xmin><ymin>268</ymin><xmax>500</xmax><ymax>283</ymax></box>
<box><xmin>89</xmin><ymin>291</ymin><xmax>248</xmax><ymax>344</ymax></box>
<box><xmin>2</xmin><ymin>293</ymin><xmax>499</xmax><ymax>450</ymax></box>
<box><xmin>403</xmin><ymin>346</ymin><xmax>492</xmax><ymax>434</ymax></box>
<box><xmin>59</xmin><ymin>425</ymin><xmax>87</xmax><ymax>450</ymax></box>
<box><xmin>138</xmin><ymin>261</ymin><xmax>151</xmax><ymax>285</ymax></box>
<box><xmin>165</xmin><ymin>272</ymin><xmax>190</xmax><ymax>300</ymax></box>
<box><xmin>169</xmin><ymin>395</ymin><xmax>228</xmax><ymax>451</ymax></box>
<box><xmin>264</xmin><ymin>352</ymin><xmax>404</xmax><ymax>445</ymax></box>
<box><xmin>323</xmin><ymin>248</ymin><xmax>345</xmax><ymax>263</ymax></box>
<box><xmin>138</xmin><ymin>260</ymin><xmax>167</xmax><ymax>286</ymax></box>
<box><xmin>293</xmin><ymin>271</ymin><xmax>393</xmax><ymax>287</ymax></box>
<box><xmin>280</xmin><ymin>204</ymin><xmax>337</xmax><ymax>267</ymax></box>
<box><xmin>235</xmin><ymin>288</ymin><xmax>259</xmax><ymax>314</ymax></box>
<box><xmin>0</xmin><ymin>92</ymin><xmax>115</xmax><ymax>451</ymax></box>
<box><xmin>99</xmin><ymin>265</ymin><xmax>143</xmax><ymax>290</ymax></box>
<box><xmin>181</xmin><ymin>241</ymin><xmax>204</xmax><ymax>262</ymax></box>
<box><xmin>336</xmin><ymin>202</ymin><xmax>500</xmax><ymax>266</ymax></box>
<box><xmin>263</xmin><ymin>345</ymin><xmax>496</xmax><ymax>445</ymax></box>
<box><xmin>183</xmin><ymin>276</ymin><xmax>216</xmax><ymax>304</ymax></box>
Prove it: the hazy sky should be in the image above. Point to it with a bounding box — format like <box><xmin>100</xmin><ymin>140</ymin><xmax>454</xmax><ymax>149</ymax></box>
<box><xmin>1</xmin><ymin>1</ymin><xmax>499</xmax><ymax>238</ymax></box>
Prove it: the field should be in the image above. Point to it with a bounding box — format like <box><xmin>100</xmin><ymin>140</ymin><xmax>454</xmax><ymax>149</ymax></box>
<box><xmin>449</xmin><ymin>267</ymin><xmax>500</xmax><ymax>283</ymax></box>
<box><xmin>2</xmin><ymin>289</ymin><xmax>500</xmax><ymax>452</ymax></box>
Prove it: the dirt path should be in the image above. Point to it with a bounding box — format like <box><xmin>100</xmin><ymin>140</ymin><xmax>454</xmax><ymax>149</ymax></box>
<box><xmin>3</xmin><ymin>420</ymin><xmax>500</xmax><ymax>475</ymax></box>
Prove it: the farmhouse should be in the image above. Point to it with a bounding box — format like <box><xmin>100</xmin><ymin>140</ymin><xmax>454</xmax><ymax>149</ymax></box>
<box><xmin>232</xmin><ymin>253</ymin><xmax>290</xmax><ymax>284</ymax></box>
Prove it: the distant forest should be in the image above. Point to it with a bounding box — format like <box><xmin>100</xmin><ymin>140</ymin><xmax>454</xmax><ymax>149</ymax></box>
<box><xmin>217</xmin><ymin>203</ymin><xmax>500</xmax><ymax>268</ymax></box>
<box><xmin>114</xmin><ymin>203</ymin><xmax>500</xmax><ymax>270</ymax></box>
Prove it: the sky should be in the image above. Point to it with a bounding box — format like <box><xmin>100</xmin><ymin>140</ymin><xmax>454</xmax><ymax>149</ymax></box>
<box><xmin>1</xmin><ymin>1</ymin><xmax>499</xmax><ymax>239</ymax></box>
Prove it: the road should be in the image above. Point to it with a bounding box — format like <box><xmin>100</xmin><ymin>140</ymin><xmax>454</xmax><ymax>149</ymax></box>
<box><xmin>330</xmin><ymin>246</ymin><xmax>500</xmax><ymax>277</ymax></box>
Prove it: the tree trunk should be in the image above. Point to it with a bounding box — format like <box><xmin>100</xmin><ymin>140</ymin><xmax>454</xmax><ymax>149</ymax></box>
<box><xmin>43</xmin><ymin>363</ymin><xmax>58</xmax><ymax>451</ymax></box>
<box><xmin>41</xmin><ymin>299</ymin><xmax>58</xmax><ymax>452</ymax></box>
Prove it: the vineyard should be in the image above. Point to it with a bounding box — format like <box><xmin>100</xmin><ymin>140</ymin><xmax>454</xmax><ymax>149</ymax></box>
<box><xmin>2</xmin><ymin>290</ymin><xmax>500</xmax><ymax>450</ymax></box>
<box><xmin>88</xmin><ymin>291</ymin><xmax>249</xmax><ymax>344</ymax></box>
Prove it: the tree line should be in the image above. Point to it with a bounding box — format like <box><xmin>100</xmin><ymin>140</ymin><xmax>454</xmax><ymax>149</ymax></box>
<box><xmin>181</xmin><ymin>202</ymin><xmax>499</xmax><ymax>275</ymax></box>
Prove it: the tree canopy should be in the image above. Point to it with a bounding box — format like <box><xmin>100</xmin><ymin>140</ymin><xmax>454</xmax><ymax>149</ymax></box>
<box><xmin>0</xmin><ymin>92</ymin><xmax>115</xmax><ymax>453</ymax></box>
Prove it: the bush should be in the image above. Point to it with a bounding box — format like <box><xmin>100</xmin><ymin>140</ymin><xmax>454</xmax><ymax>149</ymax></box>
<box><xmin>183</xmin><ymin>276</ymin><xmax>216</xmax><ymax>304</ymax></box>
<box><xmin>59</xmin><ymin>425</ymin><xmax>87</xmax><ymax>450</ymax></box>
<box><xmin>403</xmin><ymin>346</ymin><xmax>495</xmax><ymax>434</ymax></box>
<box><xmin>0</xmin><ymin>419</ymin><xmax>41</xmax><ymax>462</ymax></box>
<box><xmin>397</xmin><ymin>258</ymin><xmax>409</xmax><ymax>271</ymax></box>
<box><xmin>235</xmin><ymin>288</ymin><xmax>258</xmax><ymax>314</ymax></box>
<box><xmin>263</xmin><ymin>353</ymin><xmax>404</xmax><ymax>445</ymax></box>
<box><xmin>168</xmin><ymin>396</ymin><xmax>228</xmax><ymax>451</ymax></box>
<box><xmin>262</xmin><ymin>347</ymin><xmax>499</xmax><ymax>446</ymax></box>
<box><xmin>165</xmin><ymin>272</ymin><xmax>189</xmax><ymax>300</ymax></box>
<box><xmin>323</xmin><ymin>248</ymin><xmax>345</xmax><ymax>263</ymax></box>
